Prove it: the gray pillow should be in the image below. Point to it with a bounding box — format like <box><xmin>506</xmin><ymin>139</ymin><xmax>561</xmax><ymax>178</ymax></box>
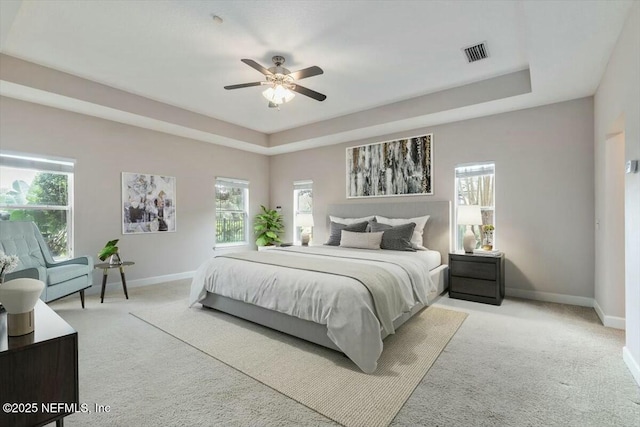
<box><xmin>325</xmin><ymin>221</ymin><xmax>369</xmax><ymax>246</ymax></box>
<box><xmin>369</xmin><ymin>222</ymin><xmax>417</xmax><ymax>251</ymax></box>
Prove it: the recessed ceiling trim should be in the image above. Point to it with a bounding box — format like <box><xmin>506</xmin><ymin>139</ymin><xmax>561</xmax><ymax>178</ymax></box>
<box><xmin>268</xmin><ymin>68</ymin><xmax>531</xmax><ymax>147</ymax></box>
<box><xmin>0</xmin><ymin>54</ymin><xmax>269</xmax><ymax>148</ymax></box>
<box><xmin>0</xmin><ymin>81</ymin><xmax>272</xmax><ymax>155</ymax></box>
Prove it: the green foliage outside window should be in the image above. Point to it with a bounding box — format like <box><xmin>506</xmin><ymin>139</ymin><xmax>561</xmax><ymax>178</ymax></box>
<box><xmin>216</xmin><ymin>185</ymin><xmax>247</xmax><ymax>244</ymax></box>
<box><xmin>0</xmin><ymin>171</ymin><xmax>70</xmax><ymax>258</ymax></box>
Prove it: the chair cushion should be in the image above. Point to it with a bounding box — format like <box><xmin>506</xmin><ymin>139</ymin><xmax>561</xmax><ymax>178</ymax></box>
<box><xmin>47</xmin><ymin>264</ymin><xmax>91</xmax><ymax>286</ymax></box>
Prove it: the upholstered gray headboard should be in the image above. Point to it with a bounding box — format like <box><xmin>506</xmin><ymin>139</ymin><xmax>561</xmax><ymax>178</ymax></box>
<box><xmin>323</xmin><ymin>201</ymin><xmax>452</xmax><ymax>260</ymax></box>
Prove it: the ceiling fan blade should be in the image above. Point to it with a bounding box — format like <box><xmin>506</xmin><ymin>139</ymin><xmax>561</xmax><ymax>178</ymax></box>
<box><xmin>288</xmin><ymin>66</ymin><xmax>324</xmax><ymax>80</ymax></box>
<box><xmin>241</xmin><ymin>59</ymin><xmax>273</xmax><ymax>76</ymax></box>
<box><xmin>291</xmin><ymin>84</ymin><xmax>327</xmax><ymax>102</ymax></box>
<box><xmin>224</xmin><ymin>82</ymin><xmax>264</xmax><ymax>90</ymax></box>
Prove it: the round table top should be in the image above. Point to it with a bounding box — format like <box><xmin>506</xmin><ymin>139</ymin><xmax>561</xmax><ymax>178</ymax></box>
<box><xmin>94</xmin><ymin>261</ymin><xmax>135</xmax><ymax>269</ymax></box>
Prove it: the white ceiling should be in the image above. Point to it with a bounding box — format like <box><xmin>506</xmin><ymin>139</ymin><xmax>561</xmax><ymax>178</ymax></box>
<box><xmin>0</xmin><ymin>0</ymin><xmax>633</xmax><ymax>153</ymax></box>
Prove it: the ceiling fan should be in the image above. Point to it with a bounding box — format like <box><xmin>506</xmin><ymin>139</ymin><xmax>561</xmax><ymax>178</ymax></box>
<box><xmin>224</xmin><ymin>56</ymin><xmax>326</xmax><ymax>108</ymax></box>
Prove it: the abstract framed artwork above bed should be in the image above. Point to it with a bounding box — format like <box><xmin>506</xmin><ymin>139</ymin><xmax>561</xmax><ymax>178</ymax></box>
<box><xmin>346</xmin><ymin>133</ymin><xmax>433</xmax><ymax>198</ymax></box>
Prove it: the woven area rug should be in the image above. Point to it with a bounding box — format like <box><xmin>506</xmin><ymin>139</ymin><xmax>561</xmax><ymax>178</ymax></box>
<box><xmin>132</xmin><ymin>301</ymin><xmax>467</xmax><ymax>427</ymax></box>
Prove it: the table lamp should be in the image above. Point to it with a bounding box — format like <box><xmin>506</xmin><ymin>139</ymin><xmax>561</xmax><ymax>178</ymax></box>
<box><xmin>297</xmin><ymin>214</ymin><xmax>314</xmax><ymax>246</ymax></box>
<box><xmin>0</xmin><ymin>278</ymin><xmax>45</xmax><ymax>336</ymax></box>
<box><xmin>457</xmin><ymin>205</ymin><xmax>483</xmax><ymax>253</ymax></box>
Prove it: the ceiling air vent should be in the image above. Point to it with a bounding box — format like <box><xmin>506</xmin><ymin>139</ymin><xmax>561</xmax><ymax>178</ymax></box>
<box><xmin>463</xmin><ymin>42</ymin><xmax>488</xmax><ymax>63</ymax></box>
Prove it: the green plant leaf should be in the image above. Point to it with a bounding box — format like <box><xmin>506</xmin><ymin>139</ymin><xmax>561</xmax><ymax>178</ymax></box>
<box><xmin>253</xmin><ymin>206</ymin><xmax>284</xmax><ymax>246</ymax></box>
<box><xmin>98</xmin><ymin>245</ymin><xmax>119</xmax><ymax>261</ymax></box>
<box><xmin>98</xmin><ymin>239</ymin><xmax>121</xmax><ymax>261</ymax></box>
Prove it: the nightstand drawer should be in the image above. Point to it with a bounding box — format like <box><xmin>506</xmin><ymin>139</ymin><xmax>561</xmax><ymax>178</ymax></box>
<box><xmin>450</xmin><ymin>277</ymin><xmax>497</xmax><ymax>298</ymax></box>
<box><xmin>450</xmin><ymin>260</ymin><xmax>496</xmax><ymax>280</ymax></box>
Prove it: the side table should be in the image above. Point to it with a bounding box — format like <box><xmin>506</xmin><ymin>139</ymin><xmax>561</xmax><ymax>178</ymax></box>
<box><xmin>449</xmin><ymin>252</ymin><xmax>505</xmax><ymax>305</ymax></box>
<box><xmin>94</xmin><ymin>261</ymin><xmax>134</xmax><ymax>303</ymax></box>
<box><xmin>1</xmin><ymin>300</ymin><xmax>78</xmax><ymax>427</ymax></box>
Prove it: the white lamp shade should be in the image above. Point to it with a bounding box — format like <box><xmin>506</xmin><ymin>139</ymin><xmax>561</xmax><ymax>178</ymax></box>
<box><xmin>296</xmin><ymin>214</ymin><xmax>314</xmax><ymax>228</ymax></box>
<box><xmin>457</xmin><ymin>205</ymin><xmax>483</xmax><ymax>225</ymax></box>
<box><xmin>0</xmin><ymin>278</ymin><xmax>45</xmax><ymax>314</ymax></box>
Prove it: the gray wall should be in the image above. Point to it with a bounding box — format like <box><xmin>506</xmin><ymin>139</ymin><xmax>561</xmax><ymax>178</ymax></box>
<box><xmin>594</xmin><ymin>2</ymin><xmax>640</xmax><ymax>381</ymax></box>
<box><xmin>270</xmin><ymin>97</ymin><xmax>595</xmax><ymax>301</ymax></box>
<box><xmin>0</xmin><ymin>97</ymin><xmax>270</xmax><ymax>286</ymax></box>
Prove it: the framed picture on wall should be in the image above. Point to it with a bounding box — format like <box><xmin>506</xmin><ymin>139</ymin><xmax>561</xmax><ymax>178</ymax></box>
<box><xmin>122</xmin><ymin>172</ymin><xmax>176</xmax><ymax>234</ymax></box>
<box><xmin>346</xmin><ymin>133</ymin><xmax>433</xmax><ymax>198</ymax></box>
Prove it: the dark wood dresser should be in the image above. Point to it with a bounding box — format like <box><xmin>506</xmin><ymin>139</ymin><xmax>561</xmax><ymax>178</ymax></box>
<box><xmin>0</xmin><ymin>300</ymin><xmax>79</xmax><ymax>427</ymax></box>
<box><xmin>449</xmin><ymin>252</ymin><xmax>505</xmax><ymax>305</ymax></box>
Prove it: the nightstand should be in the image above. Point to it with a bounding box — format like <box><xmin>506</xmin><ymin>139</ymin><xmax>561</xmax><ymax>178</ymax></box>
<box><xmin>1</xmin><ymin>300</ymin><xmax>79</xmax><ymax>427</ymax></box>
<box><xmin>448</xmin><ymin>252</ymin><xmax>505</xmax><ymax>305</ymax></box>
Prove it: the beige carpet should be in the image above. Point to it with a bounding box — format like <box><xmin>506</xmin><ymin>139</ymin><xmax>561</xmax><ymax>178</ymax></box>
<box><xmin>132</xmin><ymin>300</ymin><xmax>467</xmax><ymax>427</ymax></box>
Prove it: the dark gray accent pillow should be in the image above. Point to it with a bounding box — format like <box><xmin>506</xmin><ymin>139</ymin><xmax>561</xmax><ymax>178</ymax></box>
<box><xmin>325</xmin><ymin>221</ymin><xmax>369</xmax><ymax>246</ymax></box>
<box><xmin>369</xmin><ymin>222</ymin><xmax>417</xmax><ymax>251</ymax></box>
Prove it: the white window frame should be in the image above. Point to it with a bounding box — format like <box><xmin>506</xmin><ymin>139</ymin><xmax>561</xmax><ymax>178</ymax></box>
<box><xmin>0</xmin><ymin>151</ymin><xmax>75</xmax><ymax>259</ymax></box>
<box><xmin>454</xmin><ymin>162</ymin><xmax>495</xmax><ymax>251</ymax></box>
<box><xmin>293</xmin><ymin>180</ymin><xmax>313</xmax><ymax>245</ymax></box>
<box><xmin>215</xmin><ymin>177</ymin><xmax>249</xmax><ymax>247</ymax></box>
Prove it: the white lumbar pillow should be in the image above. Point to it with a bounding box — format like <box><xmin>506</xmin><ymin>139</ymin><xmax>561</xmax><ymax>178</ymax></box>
<box><xmin>339</xmin><ymin>230</ymin><xmax>383</xmax><ymax>250</ymax></box>
<box><xmin>375</xmin><ymin>215</ymin><xmax>430</xmax><ymax>250</ymax></box>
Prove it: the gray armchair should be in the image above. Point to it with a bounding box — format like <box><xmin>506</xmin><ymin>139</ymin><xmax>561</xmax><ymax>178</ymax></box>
<box><xmin>0</xmin><ymin>221</ymin><xmax>93</xmax><ymax>308</ymax></box>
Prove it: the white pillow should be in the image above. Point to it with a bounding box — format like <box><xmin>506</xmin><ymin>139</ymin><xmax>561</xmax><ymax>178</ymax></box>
<box><xmin>329</xmin><ymin>215</ymin><xmax>375</xmax><ymax>225</ymax></box>
<box><xmin>375</xmin><ymin>215</ymin><xmax>430</xmax><ymax>250</ymax></box>
<box><xmin>339</xmin><ymin>230</ymin><xmax>383</xmax><ymax>250</ymax></box>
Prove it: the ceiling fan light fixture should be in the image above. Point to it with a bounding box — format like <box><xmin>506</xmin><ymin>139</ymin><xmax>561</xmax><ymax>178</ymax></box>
<box><xmin>262</xmin><ymin>84</ymin><xmax>295</xmax><ymax>105</ymax></box>
<box><xmin>226</xmin><ymin>56</ymin><xmax>325</xmax><ymax>105</ymax></box>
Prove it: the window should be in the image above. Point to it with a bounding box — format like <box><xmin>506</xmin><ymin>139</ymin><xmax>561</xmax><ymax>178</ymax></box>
<box><xmin>454</xmin><ymin>163</ymin><xmax>495</xmax><ymax>251</ymax></box>
<box><xmin>0</xmin><ymin>152</ymin><xmax>74</xmax><ymax>259</ymax></box>
<box><xmin>215</xmin><ymin>177</ymin><xmax>249</xmax><ymax>246</ymax></box>
<box><xmin>293</xmin><ymin>180</ymin><xmax>313</xmax><ymax>245</ymax></box>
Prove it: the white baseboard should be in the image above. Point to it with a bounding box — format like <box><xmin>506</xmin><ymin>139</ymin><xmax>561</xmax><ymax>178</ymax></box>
<box><xmin>506</xmin><ymin>288</ymin><xmax>626</xmax><ymax>330</ymax></box>
<box><xmin>593</xmin><ymin>299</ymin><xmax>626</xmax><ymax>330</ymax></box>
<box><xmin>505</xmin><ymin>287</ymin><xmax>594</xmax><ymax>307</ymax></box>
<box><xmin>623</xmin><ymin>346</ymin><xmax>640</xmax><ymax>386</ymax></box>
<box><xmin>85</xmin><ymin>270</ymin><xmax>195</xmax><ymax>295</ymax></box>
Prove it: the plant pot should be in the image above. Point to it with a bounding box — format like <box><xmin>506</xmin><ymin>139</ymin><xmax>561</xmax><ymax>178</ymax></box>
<box><xmin>482</xmin><ymin>230</ymin><xmax>494</xmax><ymax>251</ymax></box>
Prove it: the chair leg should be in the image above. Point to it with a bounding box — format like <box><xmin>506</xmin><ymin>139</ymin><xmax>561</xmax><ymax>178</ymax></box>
<box><xmin>80</xmin><ymin>289</ymin><xmax>85</xmax><ymax>309</ymax></box>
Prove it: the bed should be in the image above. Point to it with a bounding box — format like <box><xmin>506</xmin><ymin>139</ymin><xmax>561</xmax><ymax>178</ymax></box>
<box><xmin>189</xmin><ymin>201</ymin><xmax>451</xmax><ymax>373</ymax></box>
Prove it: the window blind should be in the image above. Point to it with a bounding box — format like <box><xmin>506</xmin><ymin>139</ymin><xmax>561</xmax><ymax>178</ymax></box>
<box><xmin>293</xmin><ymin>180</ymin><xmax>313</xmax><ymax>190</ymax></box>
<box><xmin>455</xmin><ymin>163</ymin><xmax>494</xmax><ymax>179</ymax></box>
<box><xmin>0</xmin><ymin>152</ymin><xmax>75</xmax><ymax>173</ymax></box>
<box><xmin>216</xmin><ymin>177</ymin><xmax>249</xmax><ymax>189</ymax></box>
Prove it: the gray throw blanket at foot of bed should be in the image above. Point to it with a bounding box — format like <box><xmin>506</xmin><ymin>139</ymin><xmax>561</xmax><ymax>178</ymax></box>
<box><xmin>219</xmin><ymin>251</ymin><xmax>404</xmax><ymax>335</ymax></box>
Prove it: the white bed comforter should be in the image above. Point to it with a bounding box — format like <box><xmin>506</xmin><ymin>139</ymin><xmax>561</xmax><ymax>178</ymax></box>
<box><xmin>189</xmin><ymin>246</ymin><xmax>438</xmax><ymax>373</ymax></box>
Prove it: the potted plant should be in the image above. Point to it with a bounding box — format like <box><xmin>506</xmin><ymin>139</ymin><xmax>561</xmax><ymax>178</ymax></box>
<box><xmin>98</xmin><ymin>239</ymin><xmax>122</xmax><ymax>265</ymax></box>
<box><xmin>481</xmin><ymin>225</ymin><xmax>495</xmax><ymax>250</ymax></box>
<box><xmin>254</xmin><ymin>205</ymin><xmax>284</xmax><ymax>247</ymax></box>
